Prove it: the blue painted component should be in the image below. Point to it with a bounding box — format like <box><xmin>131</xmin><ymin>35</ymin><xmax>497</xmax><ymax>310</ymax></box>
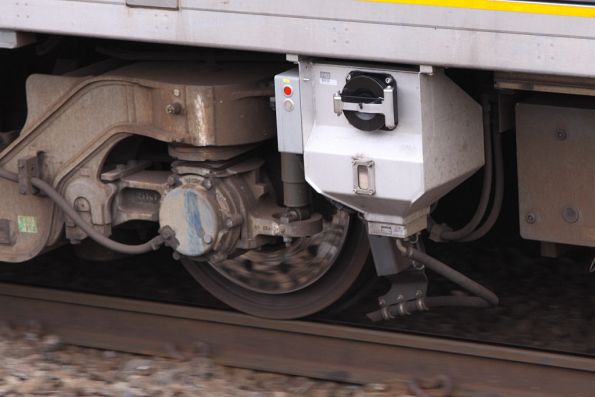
<box><xmin>159</xmin><ymin>184</ymin><xmax>219</xmax><ymax>257</ymax></box>
<box><xmin>184</xmin><ymin>190</ymin><xmax>204</xmax><ymax>255</ymax></box>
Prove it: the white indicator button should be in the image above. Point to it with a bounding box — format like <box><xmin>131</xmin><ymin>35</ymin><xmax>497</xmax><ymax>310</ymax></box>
<box><xmin>283</xmin><ymin>99</ymin><xmax>295</xmax><ymax>112</ymax></box>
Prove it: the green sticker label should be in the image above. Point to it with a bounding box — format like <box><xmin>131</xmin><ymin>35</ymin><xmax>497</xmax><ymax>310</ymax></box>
<box><xmin>17</xmin><ymin>216</ymin><xmax>38</xmax><ymax>234</ymax></box>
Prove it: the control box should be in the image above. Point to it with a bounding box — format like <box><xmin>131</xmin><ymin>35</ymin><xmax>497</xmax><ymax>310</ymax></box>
<box><xmin>274</xmin><ymin>69</ymin><xmax>303</xmax><ymax>154</ymax></box>
<box><xmin>299</xmin><ymin>61</ymin><xmax>484</xmax><ymax>237</ymax></box>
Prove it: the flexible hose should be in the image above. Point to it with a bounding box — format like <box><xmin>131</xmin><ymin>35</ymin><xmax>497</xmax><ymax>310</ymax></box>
<box><xmin>425</xmin><ymin>296</ymin><xmax>489</xmax><ymax>308</ymax></box>
<box><xmin>367</xmin><ymin>243</ymin><xmax>498</xmax><ymax>321</ymax></box>
<box><xmin>458</xmin><ymin>128</ymin><xmax>504</xmax><ymax>242</ymax></box>
<box><xmin>397</xmin><ymin>240</ymin><xmax>499</xmax><ymax>306</ymax></box>
<box><xmin>0</xmin><ymin>168</ymin><xmax>164</xmax><ymax>255</ymax></box>
<box><xmin>439</xmin><ymin>99</ymin><xmax>493</xmax><ymax>241</ymax></box>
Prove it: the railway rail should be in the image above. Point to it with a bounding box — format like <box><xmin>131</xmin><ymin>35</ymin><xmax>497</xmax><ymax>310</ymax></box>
<box><xmin>0</xmin><ymin>282</ymin><xmax>592</xmax><ymax>397</ymax></box>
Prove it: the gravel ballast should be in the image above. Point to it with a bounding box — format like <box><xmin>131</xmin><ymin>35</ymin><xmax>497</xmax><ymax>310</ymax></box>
<box><xmin>0</xmin><ymin>325</ymin><xmax>407</xmax><ymax>397</ymax></box>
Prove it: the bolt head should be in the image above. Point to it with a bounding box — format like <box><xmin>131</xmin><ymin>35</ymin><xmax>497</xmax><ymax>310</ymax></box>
<box><xmin>173</xmin><ymin>88</ymin><xmax>181</xmax><ymax>97</ymax></box>
<box><xmin>526</xmin><ymin>213</ymin><xmax>537</xmax><ymax>224</ymax></box>
<box><xmin>203</xmin><ymin>235</ymin><xmax>213</xmax><ymax>244</ymax></box>
<box><xmin>385</xmin><ymin>77</ymin><xmax>393</xmax><ymax>84</ymax></box>
<box><xmin>160</xmin><ymin>227</ymin><xmax>174</xmax><ymax>239</ymax></box>
<box><xmin>166</xmin><ymin>175</ymin><xmax>179</xmax><ymax>187</ymax></box>
<box><xmin>202</xmin><ymin>179</ymin><xmax>213</xmax><ymax>190</ymax></box>
<box><xmin>74</xmin><ymin>198</ymin><xmax>89</xmax><ymax>211</ymax></box>
<box><xmin>165</xmin><ymin>102</ymin><xmax>182</xmax><ymax>115</ymax></box>
<box><xmin>346</xmin><ymin>74</ymin><xmax>352</xmax><ymax>81</ymax></box>
<box><xmin>556</xmin><ymin>129</ymin><xmax>567</xmax><ymax>141</ymax></box>
<box><xmin>562</xmin><ymin>207</ymin><xmax>580</xmax><ymax>224</ymax></box>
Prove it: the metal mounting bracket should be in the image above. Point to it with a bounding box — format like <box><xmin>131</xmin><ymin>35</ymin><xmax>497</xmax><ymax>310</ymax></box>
<box><xmin>101</xmin><ymin>160</ymin><xmax>151</xmax><ymax>182</ymax></box>
<box><xmin>0</xmin><ymin>30</ymin><xmax>36</xmax><ymax>49</ymax></box>
<box><xmin>17</xmin><ymin>154</ymin><xmax>42</xmax><ymax>196</ymax></box>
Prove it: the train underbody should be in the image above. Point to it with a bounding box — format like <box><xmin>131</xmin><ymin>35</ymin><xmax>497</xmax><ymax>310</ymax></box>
<box><xmin>1</xmin><ymin>1</ymin><xmax>595</xmax><ymax>320</ymax></box>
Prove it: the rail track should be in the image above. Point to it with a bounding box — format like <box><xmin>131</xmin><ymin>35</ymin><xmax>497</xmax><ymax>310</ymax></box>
<box><xmin>0</xmin><ymin>282</ymin><xmax>593</xmax><ymax>397</ymax></box>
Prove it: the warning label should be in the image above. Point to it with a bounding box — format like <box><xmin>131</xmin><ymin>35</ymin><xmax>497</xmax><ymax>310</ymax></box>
<box><xmin>17</xmin><ymin>215</ymin><xmax>38</xmax><ymax>234</ymax></box>
<box><xmin>320</xmin><ymin>71</ymin><xmax>337</xmax><ymax>86</ymax></box>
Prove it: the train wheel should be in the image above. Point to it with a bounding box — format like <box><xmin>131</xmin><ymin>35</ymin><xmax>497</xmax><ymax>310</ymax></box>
<box><xmin>181</xmin><ymin>208</ymin><xmax>370</xmax><ymax>319</ymax></box>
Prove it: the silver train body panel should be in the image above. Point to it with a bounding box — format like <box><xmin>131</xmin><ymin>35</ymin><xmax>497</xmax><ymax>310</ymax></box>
<box><xmin>1</xmin><ymin>1</ymin><xmax>595</xmax><ymax>77</ymax></box>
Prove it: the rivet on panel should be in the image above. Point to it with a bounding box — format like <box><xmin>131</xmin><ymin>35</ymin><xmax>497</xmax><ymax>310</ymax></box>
<box><xmin>525</xmin><ymin>213</ymin><xmax>537</xmax><ymax>224</ymax></box>
<box><xmin>555</xmin><ymin>129</ymin><xmax>567</xmax><ymax>141</ymax></box>
<box><xmin>562</xmin><ymin>207</ymin><xmax>579</xmax><ymax>224</ymax></box>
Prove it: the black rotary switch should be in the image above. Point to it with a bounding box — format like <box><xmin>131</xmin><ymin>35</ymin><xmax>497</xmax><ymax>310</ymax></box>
<box><xmin>334</xmin><ymin>72</ymin><xmax>398</xmax><ymax>132</ymax></box>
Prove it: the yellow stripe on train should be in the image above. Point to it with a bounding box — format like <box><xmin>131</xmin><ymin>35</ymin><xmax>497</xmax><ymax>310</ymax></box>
<box><xmin>363</xmin><ymin>0</ymin><xmax>595</xmax><ymax>18</ymax></box>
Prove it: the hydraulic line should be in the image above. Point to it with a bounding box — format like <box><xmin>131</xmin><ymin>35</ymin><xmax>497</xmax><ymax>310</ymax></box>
<box><xmin>438</xmin><ymin>98</ymin><xmax>494</xmax><ymax>241</ymax></box>
<box><xmin>424</xmin><ymin>296</ymin><xmax>490</xmax><ymax>308</ymax></box>
<box><xmin>396</xmin><ymin>240</ymin><xmax>498</xmax><ymax>306</ymax></box>
<box><xmin>458</xmin><ymin>128</ymin><xmax>504</xmax><ymax>242</ymax></box>
<box><xmin>0</xmin><ymin>168</ymin><xmax>165</xmax><ymax>255</ymax></box>
<box><xmin>368</xmin><ymin>242</ymin><xmax>498</xmax><ymax>321</ymax></box>
<box><xmin>367</xmin><ymin>295</ymin><xmax>491</xmax><ymax>321</ymax></box>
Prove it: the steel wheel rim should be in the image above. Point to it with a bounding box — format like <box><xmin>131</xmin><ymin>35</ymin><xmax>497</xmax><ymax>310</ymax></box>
<box><xmin>205</xmin><ymin>209</ymin><xmax>350</xmax><ymax>295</ymax></box>
<box><xmin>181</xmin><ymin>212</ymin><xmax>370</xmax><ymax>319</ymax></box>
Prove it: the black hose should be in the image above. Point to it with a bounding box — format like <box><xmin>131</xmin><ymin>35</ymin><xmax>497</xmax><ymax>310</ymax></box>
<box><xmin>439</xmin><ymin>99</ymin><xmax>494</xmax><ymax>241</ymax></box>
<box><xmin>367</xmin><ymin>242</ymin><xmax>498</xmax><ymax>321</ymax></box>
<box><xmin>425</xmin><ymin>296</ymin><xmax>489</xmax><ymax>308</ymax></box>
<box><xmin>0</xmin><ymin>168</ymin><xmax>164</xmax><ymax>255</ymax></box>
<box><xmin>458</xmin><ymin>128</ymin><xmax>504</xmax><ymax>242</ymax></box>
<box><xmin>397</xmin><ymin>240</ymin><xmax>499</xmax><ymax>306</ymax></box>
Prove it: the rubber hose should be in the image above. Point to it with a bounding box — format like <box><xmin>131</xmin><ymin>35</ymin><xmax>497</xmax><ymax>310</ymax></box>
<box><xmin>397</xmin><ymin>241</ymin><xmax>499</xmax><ymax>306</ymax></box>
<box><xmin>367</xmin><ymin>243</ymin><xmax>498</xmax><ymax>321</ymax></box>
<box><xmin>0</xmin><ymin>168</ymin><xmax>164</xmax><ymax>255</ymax></box>
<box><xmin>459</xmin><ymin>128</ymin><xmax>504</xmax><ymax>242</ymax></box>
<box><xmin>425</xmin><ymin>296</ymin><xmax>490</xmax><ymax>308</ymax></box>
<box><xmin>439</xmin><ymin>99</ymin><xmax>493</xmax><ymax>241</ymax></box>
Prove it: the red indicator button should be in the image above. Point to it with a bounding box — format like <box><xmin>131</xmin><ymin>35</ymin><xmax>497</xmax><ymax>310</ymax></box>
<box><xmin>283</xmin><ymin>85</ymin><xmax>293</xmax><ymax>97</ymax></box>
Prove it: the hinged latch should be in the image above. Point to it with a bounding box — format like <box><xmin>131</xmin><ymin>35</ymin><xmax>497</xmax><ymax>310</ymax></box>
<box><xmin>334</xmin><ymin>87</ymin><xmax>397</xmax><ymax>129</ymax></box>
<box><xmin>333</xmin><ymin>72</ymin><xmax>398</xmax><ymax>132</ymax></box>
